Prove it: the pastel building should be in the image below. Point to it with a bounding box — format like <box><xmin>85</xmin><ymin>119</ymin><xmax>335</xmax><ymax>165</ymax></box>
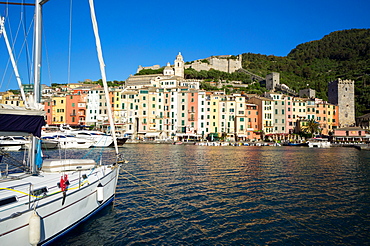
<box><xmin>248</xmin><ymin>96</ymin><xmax>274</xmax><ymax>134</ymax></box>
<box><xmin>265</xmin><ymin>93</ymin><xmax>286</xmax><ymax>134</ymax></box>
<box><xmin>197</xmin><ymin>91</ymin><xmax>207</xmax><ymax>137</ymax></box>
<box><xmin>244</xmin><ymin>103</ymin><xmax>260</xmax><ymax>140</ymax></box>
<box><xmin>43</xmin><ymin>99</ymin><xmax>53</xmax><ymax>125</ymax></box>
<box><xmin>315</xmin><ymin>101</ymin><xmax>338</xmax><ymax>135</ymax></box>
<box><xmin>332</xmin><ymin>127</ymin><xmax>369</xmax><ymax>143</ymax></box>
<box><xmin>51</xmin><ymin>95</ymin><xmax>66</xmax><ymax>125</ymax></box>
<box><xmin>65</xmin><ymin>92</ymin><xmax>87</xmax><ymax>126</ymax></box>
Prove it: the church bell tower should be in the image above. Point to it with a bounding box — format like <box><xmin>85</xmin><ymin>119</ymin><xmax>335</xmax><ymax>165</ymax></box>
<box><xmin>174</xmin><ymin>52</ymin><xmax>184</xmax><ymax>78</ymax></box>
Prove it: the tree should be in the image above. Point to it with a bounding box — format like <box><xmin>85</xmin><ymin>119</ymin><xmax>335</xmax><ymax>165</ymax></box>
<box><xmin>305</xmin><ymin>119</ymin><xmax>321</xmax><ymax>138</ymax></box>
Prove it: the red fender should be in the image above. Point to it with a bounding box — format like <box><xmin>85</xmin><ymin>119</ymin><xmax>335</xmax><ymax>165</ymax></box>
<box><xmin>60</xmin><ymin>174</ymin><xmax>69</xmax><ymax>192</ymax></box>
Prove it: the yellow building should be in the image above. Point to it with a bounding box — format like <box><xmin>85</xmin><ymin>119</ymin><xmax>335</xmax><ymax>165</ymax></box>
<box><xmin>51</xmin><ymin>95</ymin><xmax>67</xmax><ymax>125</ymax></box>
<box><xmin>0</xmin><ymin>91</ymin><xmax>25</xmax><ymax>107</ymax></box>
<box><xmin>121</xmin><ymin>90</ymin><xmax>138</xmax><ymax>134</ymax></box>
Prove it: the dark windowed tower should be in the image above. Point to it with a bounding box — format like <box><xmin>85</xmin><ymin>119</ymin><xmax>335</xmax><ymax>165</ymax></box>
<box><xmin>328</xmin><ymin>78</ymin><xmax>355</xmax><ymax>127</ymax></box>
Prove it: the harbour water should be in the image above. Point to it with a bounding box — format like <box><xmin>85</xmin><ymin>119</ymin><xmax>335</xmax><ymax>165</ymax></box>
<box><xmin>7</xmin><ymin>145</ymin><xmax>370</xmax><ymax>245</ymax></box>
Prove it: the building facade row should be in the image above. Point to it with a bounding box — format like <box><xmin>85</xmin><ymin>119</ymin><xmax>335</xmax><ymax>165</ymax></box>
<box><xmin>28</xmin><ymin>84</ymin><xmax>341</xmax><ymax>141</ymax></box>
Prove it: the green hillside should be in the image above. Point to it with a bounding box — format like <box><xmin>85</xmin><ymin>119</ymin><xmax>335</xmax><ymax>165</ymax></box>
<box><xmin>241</xmin><ymin>28</ymin><xmax>370</xmax><ymax>116</ymax></box>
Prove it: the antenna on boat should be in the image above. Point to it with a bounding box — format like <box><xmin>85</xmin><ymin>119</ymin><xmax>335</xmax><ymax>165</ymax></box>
<box><xmin>88</xmin><ymin>0</ymin><xmax>119</xmax><ymax>158</ymax></box>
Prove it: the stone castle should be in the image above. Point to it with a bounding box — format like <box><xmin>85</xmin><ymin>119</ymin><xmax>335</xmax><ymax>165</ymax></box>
<box><xmin>127</xmin><ymin>52</ymin><xmax>242</xmax><ymax>89</ymax></box>
<box><xmin>184</xmin><ymin>54</ymin><xmax>242</xmax><ymax>73</ymax></box>
<box><xmin>136</xmin><ymin>53</ymin><xmax>242</xmax><ymax>75</ymax></box>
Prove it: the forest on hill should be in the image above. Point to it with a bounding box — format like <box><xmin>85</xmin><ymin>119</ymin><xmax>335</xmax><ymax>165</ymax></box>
<box><xmin>241</xmin><ymin>28</ymin><xmax>370</xmax><ymax>116</ymax></box>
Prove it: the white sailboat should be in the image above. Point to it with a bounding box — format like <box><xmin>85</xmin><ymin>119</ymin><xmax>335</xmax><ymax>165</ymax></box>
<box><xmin>0</xmin><ymin>1</ymin><xmax>122</xmax><ymax>245</ymax></box>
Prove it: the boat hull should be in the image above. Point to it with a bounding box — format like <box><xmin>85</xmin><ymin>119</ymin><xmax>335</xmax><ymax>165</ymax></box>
<box><xmin>0</xmin><ymin>165</ymin><xmax>120</xmax><ymax>245</ymax></box>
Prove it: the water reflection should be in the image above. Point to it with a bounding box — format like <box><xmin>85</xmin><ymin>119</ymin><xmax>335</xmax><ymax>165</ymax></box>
<box><xmin>38</xmin><ymin>145</ymin><xmax>370</xmax><ymax>245</ymax></box>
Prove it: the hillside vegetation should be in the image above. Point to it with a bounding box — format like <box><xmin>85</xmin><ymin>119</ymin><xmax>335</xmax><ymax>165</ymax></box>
<box><xmin>241</xmin><ymin>29</ymin><xmax>370</xmax><ymax>116</ymax></box>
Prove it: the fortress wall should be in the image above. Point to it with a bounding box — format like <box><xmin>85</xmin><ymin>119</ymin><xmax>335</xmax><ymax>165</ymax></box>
<box><xmin>185</xmin><ymin>62</ymin><xmax>211</xmax><ymax>71</ymax></box>
<box><xmin>185</xmin><ymin>56</ymin><xmax>242</xmax><ymax>73</ymax></box>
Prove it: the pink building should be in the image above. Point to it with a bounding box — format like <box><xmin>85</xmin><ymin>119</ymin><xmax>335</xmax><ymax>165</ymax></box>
<box><xmin>332</xmin><ymin>127</ymin><xmax>369</xmax><ymax>143</ymax></box>
<box><xmin>187</xmin><ymin>90</ymin><xmax>198</xmax><ymax>134</ymax></box>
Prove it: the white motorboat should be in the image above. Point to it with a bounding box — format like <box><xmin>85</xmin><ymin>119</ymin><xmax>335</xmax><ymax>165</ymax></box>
<box><xmin>41</xmin><ymin>133</ymin><xmax>94</xmax><ymax>149</ymax></box>
<box><xmin>75</xmin><ymin>131</ymin><xmax>114</xmax><ymax>147</ymax></box>
<box><xmin>308</xmin><ymin>138</ymin><xmax>331</xmax><ymax>148</ymax></box>
<box><xmin>0</xmin><ymin>1</ymin><xmax>122</xmax><ymax>245</ymax></box>
<box><xmin>61</xmin><ymin>126</ymin><xmax>114</xmax><ymax>147</ymax></box>
<box><xmin>0</xmin><ymin>136</ymin><xmax>26</xmax><ymax>151</ymax></box>
<box><xmin>40</xmin><ymin>138</ymin><xmax>59</xmax><ymax>149</ymax></box>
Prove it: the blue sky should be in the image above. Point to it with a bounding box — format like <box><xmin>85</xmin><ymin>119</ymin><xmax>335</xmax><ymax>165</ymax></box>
<box><xmin>0</xmin><ymin>0</ymin><xmax>369</xmax><ymax>90</ymax></box>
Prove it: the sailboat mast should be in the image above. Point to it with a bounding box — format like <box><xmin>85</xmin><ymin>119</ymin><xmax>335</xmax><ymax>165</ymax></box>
<box><xmin>33</xmin><ymin>0</ymin><xmax>43</xmax><ymax>104</ymax></box>
<box><xmin>30</xmin><ymin>0</ymin><xmax>45</xmax><ymax>174</ymax></box>
<box><xmin>88</xmin><ymin>0</ymin><xmax>119</xmax><ymax>155</ymax></box>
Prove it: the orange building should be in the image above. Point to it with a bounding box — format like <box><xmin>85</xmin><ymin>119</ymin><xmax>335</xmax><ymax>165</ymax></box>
<box><xmin>65</xmin><ymin>92</ymin><xmax>87</xmax><ymax>126</ymax></box>
<box><xmin>315</xmin><ymin>102</ymin><xmax>339</xmax><ymax>135</ymax></box>
<box><xmin>43</xmin><ymin>99</ymin><xmax>53</xmax><ymax>125</ymax></box>
<box><xmin>245</xmin><ymin>103</ymin><xmax>261</xmax><ymax>140</ymax></box>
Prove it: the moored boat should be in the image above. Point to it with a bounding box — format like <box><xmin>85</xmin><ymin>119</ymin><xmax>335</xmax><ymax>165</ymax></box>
<box><xmin>0</xmin><ymin>136</ymin><xmax>24</xmax><ymax>151</ymax></box>
<box><xmin>41</xmin><ymin>133</ymin><xmax>94</xmax><ymax>149</ymax></box>
<box><xmin>60</xmin><ymin>125</ymin><xmax>114</xmax><ymax>148</ymax></box>
<box><xmin>0</xmin><ymin>1</ymin><xmax>122</xmax><ymax>245</ymax></box>
<box><xmin>283</xmin><ymin>142</ymin><xmax>309</xmax><ymax>147</ymax></box>
<box><xmin>307</xmin><ymin>138</ymin><xmax>331</xmax><ymax>148</ymax></box>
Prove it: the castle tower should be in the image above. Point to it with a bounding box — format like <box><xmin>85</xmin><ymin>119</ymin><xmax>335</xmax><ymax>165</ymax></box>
<box><xmin>328</xmin><ymin>78</ymin><xmax>355</xmax><ymax>127</ymax></box>
<box><xmin>266</xmin><ymin>72</ymin><xmax>280</xmax><ymax>91</ymax></box>
<box><xmin>174</xmin><ymin>52</ymin><xmax>184</xmax><ymax>78</ymax></box>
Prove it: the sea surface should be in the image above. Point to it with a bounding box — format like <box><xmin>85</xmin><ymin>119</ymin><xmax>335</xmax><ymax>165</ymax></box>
<box><xmin>8</xmin><ymin>145</ymin><xmax>370</xmax><ymax>245</ymax></box>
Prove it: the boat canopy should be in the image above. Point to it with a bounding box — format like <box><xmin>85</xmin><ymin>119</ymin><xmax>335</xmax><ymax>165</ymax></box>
<box><xmin>0</xmin><ymin>105</ymin><xmax>45</xmax><ymax>137</ymax></box>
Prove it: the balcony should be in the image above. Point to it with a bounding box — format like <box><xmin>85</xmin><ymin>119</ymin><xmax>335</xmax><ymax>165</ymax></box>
<box><xmin>188</xmin><ymin>118</ymin><xmax>195</xmax><ymax>121</ymax></box>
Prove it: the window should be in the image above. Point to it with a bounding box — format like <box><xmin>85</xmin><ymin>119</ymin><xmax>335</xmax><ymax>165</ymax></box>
<box><xmin>0</xmin><ymin>196</ymin><xmax>18</xmax><ymax>207</ymax></box>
